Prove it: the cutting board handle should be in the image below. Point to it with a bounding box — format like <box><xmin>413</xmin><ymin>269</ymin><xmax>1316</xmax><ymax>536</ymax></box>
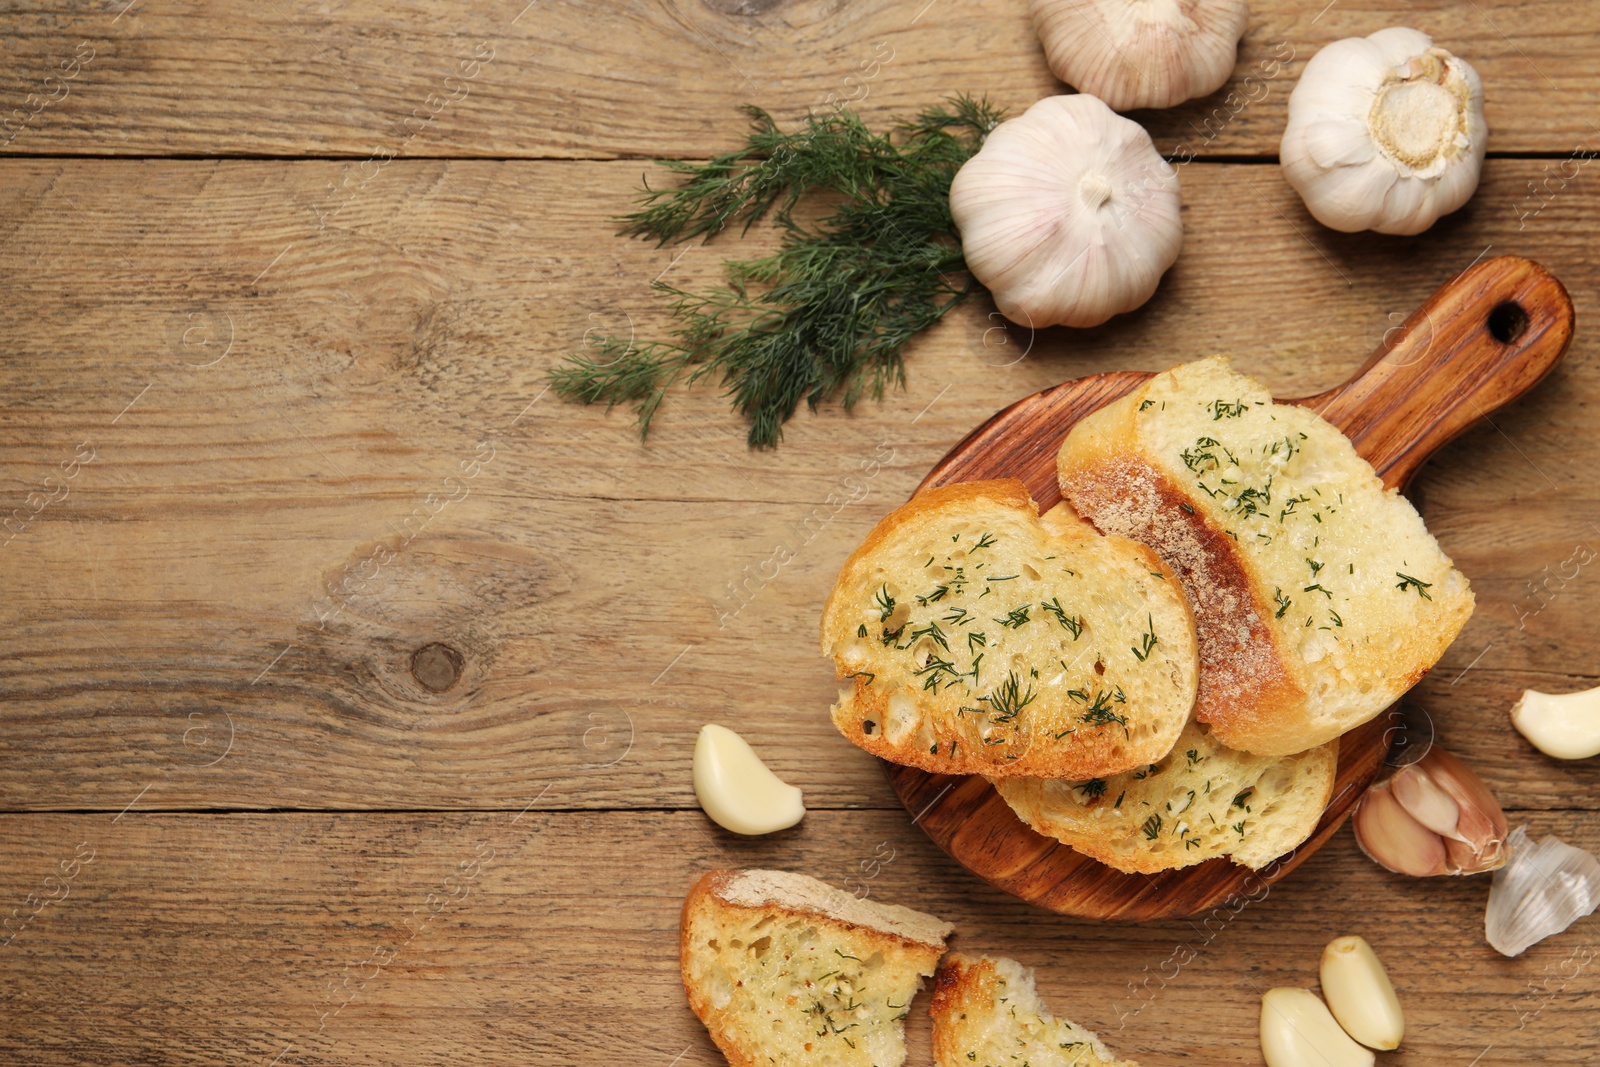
<box><xmin>1295</xmin><ymin>255</ymin><xmax>1574</xmax><ymax>490</ymax></box>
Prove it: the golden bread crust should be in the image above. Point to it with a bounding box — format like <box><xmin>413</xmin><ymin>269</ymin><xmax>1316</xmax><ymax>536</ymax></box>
<box><xmin>1058</xmin><ymin>356</ymin><xmax>1474</xmax><ymax>756</ymax></box>
<box><xmin>821</xmin><ymin>480</ymin><xmax>1199</xmax><ymax>779</ymax></box>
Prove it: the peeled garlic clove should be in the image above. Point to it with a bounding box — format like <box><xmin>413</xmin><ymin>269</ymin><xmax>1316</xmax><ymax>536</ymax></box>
<box><xmin>1320</xmin><ymin>936</ymin><xmax>1405</xmax><ymax>1050</ymax></box>
<box><xmin>949</xmin><ymin>94</ymin><xmax>1181</xmax><ymax>329</ymax></box>
<box><xmin>1029</xmin><ymin>0</ymin><xmax>1248</xmax><ymax>112</ymax></box>
<box><xmin>692</xmin><ymin>724</ymin><xmax>805</xmax><ymax>836</ymax></box>
<box><xmin>1512</xmin><ymin>685</ymin><xmax>1600</xmax><ymax>759</ymax></box>
<box><xmin>1260</xmin><ymin>988</ymin><xmax>1375</xmax><ymax>1067</ymax></box>
<box><xmin>1486</xmin><ymin>826</ymin><xmax>1600</xmax><ymax>956</ymax></box>
<box><xmin>1281</xmin><ymin>28</ymin><xmax>1486</xmax><ymax>235</ymax></box>
<box><xmin>1352</xmin><ymin>777</ymin><xmax>1450</xmax><ymax>877</ymax></box>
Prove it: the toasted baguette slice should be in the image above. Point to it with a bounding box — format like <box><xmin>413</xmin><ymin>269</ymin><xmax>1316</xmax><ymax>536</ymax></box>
<box><xmin>681</xmin><ymin>869</ymin><xmax>952</xmax><ymax>1067</ymax></box>
<box><xmin>994</xmin><ymin>719</ymin><xmax>1337</xmax><ymax>872</ymax></box>
<box><xmin>931</xmin><ymin>954</ymin><xmax>1139</xmax><ymax>1067</ymax></box>
<box><xmin>1058</xmin><ymin>356</ymin><xmax>1474</xmax><ymax>756</ymax></box>
<box><xmin>820</xmin><ymin>480</ymin><xmax>1198</xmax><ymax>780</ymax></box>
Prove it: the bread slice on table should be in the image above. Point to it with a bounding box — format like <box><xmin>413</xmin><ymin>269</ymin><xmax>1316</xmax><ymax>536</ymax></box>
<box><xmin>820</xmin><ymin>480</ymin><xmax>1198</xmax><ymax>780</ymax></box>
<box><xmin>681</xmin><ymin>868</ymin><xmax>952</xmax><ymax>1067</ymax></box>
<box><xmin>994</xmin><ymin>718</ymin><xmax>1337</xmax><ymax>873</ymax></box>
<box><xmin>1057</xmin><ymin>355</ymin><xmax>1473</xmax><ymax>756</ymax></box>
<box><xmin>931</xmin><ymin>954</ymin><xmax>1139</xmax><ymax>1067</ymax></box>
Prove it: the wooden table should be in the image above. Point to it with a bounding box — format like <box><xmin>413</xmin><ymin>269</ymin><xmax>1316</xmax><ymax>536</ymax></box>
<box><xmin>2</xmin><ymin>2</ymin><xmax>1597</xmax><ymax>1063</ymax></box>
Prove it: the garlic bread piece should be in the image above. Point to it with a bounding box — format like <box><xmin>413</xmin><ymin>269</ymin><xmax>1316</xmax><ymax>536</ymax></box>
<box><xmin>931</xmin><ymin>954</ymin><xmax>1139</xmax><ymax>1067</ymax></box>
<box><xmin>821</xmin><ymin>480</ymin><xmax>1198</xmax><ymax>780</ymax></box>
<box><xmin>681</xmin><ymin>869</ymin><xmax>951</xmax><ymax>1067</ymax></box>
<box><xmin>1058</xmin><ymin>356</ymin><xmax>1473</xmax><ymax>756</ymax></box>
<box><xmin>995</xmin><ymin>720</ymin><xmax>1337</xmax><ymax>873</ymax></box>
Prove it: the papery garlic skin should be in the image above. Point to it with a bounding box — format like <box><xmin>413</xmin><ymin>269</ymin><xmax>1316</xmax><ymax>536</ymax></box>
<box><xmin>1320</xmin><ymin>936</ymin><xmax>1405</xmax><ymax>1050</ymax></box>
<box><xmin>1352</xmin><ymin>745</ymin><xmax>1507</xmax><ymax>876</ymax></box>
<box><xmin>1281</xmin><ymin>28</ymin><xmax>1486</xmax><ymax>235</ymax></box>
<box><xmin>1511</xmin><ymin>685</ymin><xmax>1600</xmax><ymax>760</ymax></box>
<box><xmin>1486</xmin><ymin>826</ymin><xmax>1600</xmax><ymax>957</ymax></box>
<box><xmin>692</xmin><ymin>724</ymin><xmax>805</xmax><ymax>836</ymax></box>
<box><xmin>950</xmin><ymin>94</ymin><xmax>1182</xmax><ymax>329</ymax></box>
<box><xmin>1029</xmin><ymin>0</ymin><xmax>1249</xmax><ymax>112</ymax></box>
<box><xmin>1260</xmin><ymin>988</ymin><xmax>1374</xmax><ymax>1067</ymax></box>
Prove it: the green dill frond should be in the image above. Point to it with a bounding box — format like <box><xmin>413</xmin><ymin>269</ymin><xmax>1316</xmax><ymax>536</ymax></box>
<box><xmin>1131</xmin><ymin>614</ymin><xmax>1158</xmax><ymax>662</ymax></box>
<box><xmin>1078</xmin><ymin>690</ymin><xmax>1129</xmax><ymax>736</ymax></box>
<box><xmin>548</xmin><ymin>97</ymin><xmax>1006</xmax><ymax>448</ymax></box>
<box><xmin>1039</xmin><ymin>597</ymin><xmax>1083</xmax><ymax>638</ymax></box>
<box><xmin>1395</xmin><ymin>572</ymin><xmax>1433</xmax><ymax>599</ymax></box>
<box><xmin>979</xmin><ymin>670</ymin><xmax>1036</xmax><ymax>723</ymax></box>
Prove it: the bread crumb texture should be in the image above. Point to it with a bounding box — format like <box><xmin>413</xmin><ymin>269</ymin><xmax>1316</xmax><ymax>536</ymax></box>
<box><xmin>820</xmin><ymin>480</ymin><xmax>1198</xmax><ymax>779</ymax></box>
<box><xmin>994</xmin><ymin>720</ymin><xmax>1337</xmax><ymax>873</ymax></box>
<box><xmin>1058</xmin><ymin>356</ymin><xmax>1473</xmax><ymax>755</ymax></box>
<box><xmin>930</xmin><ymin>954</ymin><xmax>1139</xmax><ymax>1067</ymax></box>
<box><xmin>681</xmin><ymin>869</ymin><xmax>951</xmax><ymax>1067</ymax></box>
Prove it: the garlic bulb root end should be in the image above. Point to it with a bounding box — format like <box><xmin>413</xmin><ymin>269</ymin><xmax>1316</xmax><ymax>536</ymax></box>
<box><xmin>1281</xmin><ymin>27</ymin><xmax>1486</xmax><ymax>235</ymax></box>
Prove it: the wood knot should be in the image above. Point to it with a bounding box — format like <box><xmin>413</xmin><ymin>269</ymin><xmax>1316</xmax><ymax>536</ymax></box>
<box><xmin>410</xmin><ymin>642</ymin><xmax>464</xmax><ymax>692</ymax></box>
<box><xmin>700</xmin><ymin>0</ymin><xmax>784</xmax><ymax>12</ymax></box>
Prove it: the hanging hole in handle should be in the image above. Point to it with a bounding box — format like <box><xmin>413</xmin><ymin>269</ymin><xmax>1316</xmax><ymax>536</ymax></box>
<box><xmin>1487</xmin><ymin>301</ymin><xmax>1530</xmax><ymax>345</ymax></box>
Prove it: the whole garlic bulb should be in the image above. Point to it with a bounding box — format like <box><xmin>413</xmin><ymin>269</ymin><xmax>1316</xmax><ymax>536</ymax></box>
<box><xmin>1029</xmin><ymin>0</ymin><xmax>1249</xmax><ymax>112</ymax></box>
<box><xmin>1281</xmin><ymin>27</ymin><xmax>1487</xmax><ymax>235</ymax></box>
<box><xmin>949</xmin><ymin>94</ymin><xmax>1182</xmax><ymax>329</ymax></box>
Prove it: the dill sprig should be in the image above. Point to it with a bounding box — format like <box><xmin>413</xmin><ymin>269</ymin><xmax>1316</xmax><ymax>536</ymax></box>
<box><xmin>547</xmin><ymin>97</ymin><xmax>1005</xmax><ymax>448</ymax></box>
<box><xmin>1395</xmin><ymin>572</ymin><xmax>1434</xmax><ymax>599</ymax></box>
<box><xmin>979</xmin><ymin>670</ymin><xmax>1037</xmax><ymax>724</ymax></box>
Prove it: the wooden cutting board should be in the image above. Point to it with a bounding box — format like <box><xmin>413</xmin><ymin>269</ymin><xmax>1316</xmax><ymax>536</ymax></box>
<box><xmin>887</xmin><ymin>255</ymin><xmax>1575</xmax><ymax>921</ymax></box>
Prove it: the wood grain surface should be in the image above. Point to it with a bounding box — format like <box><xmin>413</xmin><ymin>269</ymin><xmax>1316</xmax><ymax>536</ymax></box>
<box><xmin>2</xmin><ymin>0</ymin><xmax>1599</xmax><ymax>1062</ymax></box>
<box><xmin>1</xmin><ymin>0</ymin><xmax>1596</xmax><ymax>157</ymax></box>
<box><xmin>3</xmin><ymin>811</ymin><xmax>1597</xmax><ymax>1065</ymax></box>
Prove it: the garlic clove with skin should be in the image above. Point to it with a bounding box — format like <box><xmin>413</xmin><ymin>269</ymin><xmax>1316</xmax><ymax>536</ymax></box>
<box><xmin>1281</xmin><ymin>28</ymin><xmax>1486</xmax><ymax>235</ymax></box>
<box><xmin>1511</xmin><ymin>684</ymin><xmax>1600</xmax><ymax>760</ymax></box>
<box><xmin>1352</xmin><ymin>744</ymin><xmax>1507</xmax><ymax>876</ymax></box>
<box><xmin>1387</xmin><ymin>759</ymin><xmax>1462</xmax><ymax>838</ymax></box>
<box><xmin>949</xmin><ymin>94</ymin><xmax>1182</xmax><ymax>329</ymax></box>
<box><xmin>1352</xmin><ymin>777</ymin><xmax>1450</xmax><ymax>877</ymax></box>
<box><xmin>1029</xmin><ymin>0</ymin><xmax>1249</xmax><ymax>112</ymax></box>
<box><xmin>1425</xmin><ymin>747</ymin><xmax>1509</xmax><ymax>872</ymax></box>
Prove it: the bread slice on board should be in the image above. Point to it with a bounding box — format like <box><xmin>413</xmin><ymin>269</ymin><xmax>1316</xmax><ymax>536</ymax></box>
<box><xmin>994</xmin><ymin>719</ymin><xmax>1337</xmax><ymax>873</ymax></box>
<box><xmin>681</xmin><ymin>868</ymin><xmax>952</xmax><ymax>1067</ymax></box>
<box><xmin>821</xmin><ymin>480</ymin><xmax>1199</xmax><ymax>780</ymax></box>
<box><xmin>931</xmin><ymin>954</ymin><xmax>1139</xmax><ymax>1067</ymax></box>
<box><xmin>1058</xmin><ymin>356</ymin><xmax>1474</xmax><ymax>756</ymax></box>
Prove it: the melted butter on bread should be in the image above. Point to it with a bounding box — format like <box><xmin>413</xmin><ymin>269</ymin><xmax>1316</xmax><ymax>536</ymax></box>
<box><xmin>1059</xmin><ymin>356</ymin><xmax>1473</xmax><ymax>756</ymax></box>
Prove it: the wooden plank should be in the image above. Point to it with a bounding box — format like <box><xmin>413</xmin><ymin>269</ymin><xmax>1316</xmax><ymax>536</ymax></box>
<box><xmin>0</xmin><ymin>810</ymin><xmax>1595</xmax><ymax>1064</ymax></box>
<box><xmin>0</xmin><ymin>156</ymin><xmax>1595</xmax><ymax>493</ymax></box>
<box><xmin>0</xmin><ymin>0</ymin><xmax>1596</xmax><ymax>159</ymax></box>
<box><xmin>0</xmin><ymin>157</ymin><xmax>1596</xmax><ymax>812</ymax></box>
